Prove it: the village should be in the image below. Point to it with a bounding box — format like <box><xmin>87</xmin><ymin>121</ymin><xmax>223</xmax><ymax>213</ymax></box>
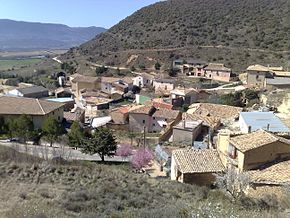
<box><xmin>1</xmin><ymin>58</ymin><xmax>290</xmax><ymax>201</ymax></box>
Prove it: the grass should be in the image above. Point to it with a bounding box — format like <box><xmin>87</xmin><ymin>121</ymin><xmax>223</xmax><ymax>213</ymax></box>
<box><xmin>0</xmin><ymin>144</ymin><xmax>288</xmax><ymax>218</ymax></box>
<box><xmin>0</xmin><ymin>58</ymin><xmax>42</xmax><ymax>71</ymax></box>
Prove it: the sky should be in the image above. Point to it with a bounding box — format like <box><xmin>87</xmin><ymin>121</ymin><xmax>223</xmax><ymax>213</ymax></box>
<box><xmin>0</xmin><ymin>0</ymin><xmax>161</xmax><ymax>28</ymax></box>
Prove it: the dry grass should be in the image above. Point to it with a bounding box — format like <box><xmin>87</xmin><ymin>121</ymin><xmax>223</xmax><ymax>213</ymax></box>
<box><xmin>0</xmin><ymin>145</ymin><xmax>288</xmax><ymax>218</ymax></box>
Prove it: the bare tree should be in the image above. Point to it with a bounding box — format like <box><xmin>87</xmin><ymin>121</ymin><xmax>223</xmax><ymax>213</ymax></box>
<box><xmin>216</xmin><ymin>165</ymin><xmax>250</xmax><ymax>199</ymax></box>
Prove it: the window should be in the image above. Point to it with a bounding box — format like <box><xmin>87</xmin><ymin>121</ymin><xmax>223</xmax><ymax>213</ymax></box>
<box><xmin>153</xmin><ymin>123</ymin><xmax>156</xmax><ymax>127</ymax></box>
<box><xmin>256</xmin><ymin>75</ymin><xmax>259</xmax><ymax>79</ymax></box>
<box><xmin>165</xmin><ymin>118</ymin><xmax>167</xmax><ymax>121</ymax></box>
<box><xmin>52</xmin><ymin>112</ymin><xmax>55</xmax><ymax>115</ymax></box>
<box><xmin>153</xmin><ymin>117</ymin><xmax>156</xmax><ymax>120</ymax></box>
<box><xmin>58</xmin><ymin>116</ymin><xmax>61</xmax><ymax>121</ymax></box>
<box><xmin>143</xmin><ymin>120</ymin><xmax>145</xmax><ymax>124</ymax></box>
<box><xmin>228</xmin><ymin>144</ymin><xmax>237</xmax><ymax>159</ymax></box>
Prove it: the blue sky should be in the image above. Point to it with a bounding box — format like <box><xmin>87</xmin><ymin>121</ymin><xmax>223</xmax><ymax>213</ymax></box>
<box><xmin>0</xmin><ymin>0</ymin><xmax>161</xmax><ymax>28</ymax></box>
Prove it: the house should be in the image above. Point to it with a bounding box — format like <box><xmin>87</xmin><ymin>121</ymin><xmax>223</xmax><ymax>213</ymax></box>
<box><xmin>64</xmin><ymin>108</ymin><xmax>85</xmax><ymax>124</ymax></box>
<box><xmin>171</xmin><ymin>148</ymin><xmax>224</xmax><ymax>186</ymax></box>
<box><xmin>246</xmin><ymin>65</ymin><xmax>273</xmax><ymax>88</ymax></box>
<box><xmin>239</xmin><ymin>112</ymin><xmax>290</xmax><ymax>134</ymax></box>
<box><xmin>153</xmin><ymin>78</ymin><xmax>176</xmax><ymax>96</ymax></box>
<box><xmin>55</xmin><ymin>87</ymin><xmax>73</xmax><ymax>98</ymax></box>
<box><xmin>110</xmin><ymin>106</ymin><xmax>131</xmax><ymax>124</ymax></box>
<box><xmin>101</xmin><ymin>77</ymin><xmax>133</xmax><ymax>95</ymax></box>
<box><xmin>269</xmin><ymin>66</ymin><xmax>290</xmax><ymax>77</ymax></box>
<box><xmin>7</xmin><ymin>85</ymin><xmax>49</xmax><ymax>98</ymax></box>
<box><xmin>173</xmin><ymin>59</ymin><xmax>207</xmax><ymax>72</ymax></box>
<box><xmin>172</xmin><ymin>120</ymin><xmax>203</xmax><ymax>145</ymax></box>
<box><xmin>128</xmin><ymin>105</ymin><xmax>181</xmax><ymax>133</ymax></box>
<box><xmin>144</xmin><ymin>98</ymin><xmax>173</xmax><ymax>110</ymax></box>
<box><xmin>170</xmin><ymin>87</ymin><xmax>199</xmax><ymax>107</ymax></box>
<box><xmin>0</xmin><ymin>96</ymin><xmax>64</xmax><ymax>129</ymax></box>
<box><xmin>187</xmin><ymin>103</ymin><xmax>243</xmax><ymax>124</ymax></box>
<box><xmin>140</xmin><ymin>73</ymin><xmax>155</xmax><ymax>87</ymax></box>
<box><xmin>80</xmin><ymin>96</ymin><xmax>112</xmax><ymax>111</ymax></box>
<box><xmin>71</xmin><ymin>74</ymin><xmax>101</xmax><ymax>97</ymax></box>
<box><xmin>132</xmin><ymin>75</ymin><xmax>144</xmax><ymax>88</ymax></box>
<box><xmin>183</xmin><ymin>113</ymin><xmax>221</xmax><ymax>146</ymax></box>
<box><xmin>203</xmin><ymin>63</ymin><xmax>232</xmax><ymax>82</ymax></box>
<box><xmin>217</xmin><ymin>130</ymin><xmax>290</xmax><ymax>171</ymax></box>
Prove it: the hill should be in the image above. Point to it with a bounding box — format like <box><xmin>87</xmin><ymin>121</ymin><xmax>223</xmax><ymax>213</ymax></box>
<box><xmin>0</xmin><ymin>145</ymin><xmax>286</xmax><ymax>217</ymax></box>
<box><xmin>0</xmin><ymin>19</ymin><xmax>106</xmax><ymax>51</ymax></box>
<box><xmin>63</xmin><ymin>0</ymin><xmax>290</xmax><ymax>72</ymax></box>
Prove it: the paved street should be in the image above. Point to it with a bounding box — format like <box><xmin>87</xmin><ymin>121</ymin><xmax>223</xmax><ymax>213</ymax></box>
<box><xmin>0</xmin><ymin>141</ymin><xmax>131</xmax><ymax>163</ymax></box>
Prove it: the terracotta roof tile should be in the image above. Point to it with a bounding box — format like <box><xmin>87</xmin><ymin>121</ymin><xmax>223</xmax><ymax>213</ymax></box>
<box><xmin>187</xmin><ymin>103</ymin><xmax>242</xmax><ymax>120</ymax></box>
<box><xmin>72</xmin><ymin>75</ymin><xmax>99</xmax><ymax>83</ymax></box>
<box><xmin>249</xmin><ymin>160</ymin><xmax>290</xmax><ymax>185</ymax></box>
<box><xmin>0</xmin><ymin>96</ymin><xmax>64</xmax><ymax>115</ymax></box>
<box><xmin>173</xmin><ymin>149</ymin><xmax>224</xmax><ymax>173</ymax></box>
<box><xmin>230</xmin><ymin>130</ymin><xmax>290</xmax><ymax>152</ymax></box>
<box><xmin>183</xmin><ymin>113</ymin><xmax>221</xmax><ymax>129</ymax></box>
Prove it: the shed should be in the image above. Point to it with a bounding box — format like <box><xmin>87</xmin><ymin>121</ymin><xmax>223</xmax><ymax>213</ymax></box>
<box><xmin>171</xmin><ymin>149</ymin><xmax>224</xmax><ymax>186</ymax></box>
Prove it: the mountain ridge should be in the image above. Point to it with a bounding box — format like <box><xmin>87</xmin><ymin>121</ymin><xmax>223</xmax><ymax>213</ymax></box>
<box><xmin>63</xmin><ymin>0</ymin><xmax>290</xmax><ymax>72</ymax></box>
<box><xmin>0</xmin><ymin>19</ymin><xmax>107</xmax><ymax>51</ymax></box>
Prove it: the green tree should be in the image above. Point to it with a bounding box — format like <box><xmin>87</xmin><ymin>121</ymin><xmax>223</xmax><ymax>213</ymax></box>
<box><xmin>15</xmin><ymin>114</ymin><xmax>34</xmax><ymax>143</ymax></box>
<box><xmin>168</xmin><ymin>67</ymin><xmax>178</xmax><ymax>77</ymax></box>
<box><xmin>7</xmin><ymin>118</ymin><xmax>18</xmax><ymax>139</ymax></box>
<box><xmin>95</xmin><ymin>65</ymin><xmax>108</xmax><ymax>75</ymax></box>
<box><xmin>130</xmin><ymin>66</ymin><xmax>136</xmax><ymax>72</ymax></box>
<box><xmin>81</xmin><ymin>127</ymin><xmax>117</xmax><ymax>162</ymax></box>
<box><xmin>42</xmin><ymin>118</ymin><xmax>63</xmax><ymax>147</ymax></box>
<box><xmin>0</xmin><ymin>116</ymin><xmax>5</xmax><ymax>134</ymax></box>
<box><xmin>155</xmin><ymin>62</ymin><xmax>161</xmax><ymax>70</ymax></box>
<box><xmin>68</xmin><ymin>121</ymin><xmax>84</xmax><ymax>149</ymax></box>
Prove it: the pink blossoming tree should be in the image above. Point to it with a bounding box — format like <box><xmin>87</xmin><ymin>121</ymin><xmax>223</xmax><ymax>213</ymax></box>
<box><xmin>116</xmin><ymin>144</ymin><xmax>133</xmax><ymax>160</ymax></box>
<box><xmin>131</xmin><ymin>147</ymin><xmax>154</xmax><ymax>170</ymax></box>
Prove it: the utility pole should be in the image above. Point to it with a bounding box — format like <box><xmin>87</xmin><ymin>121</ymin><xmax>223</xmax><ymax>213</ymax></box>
<box><xmin>143</xmin><ymin>125</ymin><xmax>146</xmax><ymax>148</ymax></box>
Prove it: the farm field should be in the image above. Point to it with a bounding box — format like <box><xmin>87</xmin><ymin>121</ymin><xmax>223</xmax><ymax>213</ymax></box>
<box><xmin>0</xmin><ymin>58</ymin><xmax>43</xmax><ymax>71</ymax></box>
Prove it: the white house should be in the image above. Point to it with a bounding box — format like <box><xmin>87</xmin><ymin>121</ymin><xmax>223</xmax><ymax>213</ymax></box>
<box><xmin>133</xmin><ymin>76</ymin><xmax>144</xmax><ymax>88</ymax></box>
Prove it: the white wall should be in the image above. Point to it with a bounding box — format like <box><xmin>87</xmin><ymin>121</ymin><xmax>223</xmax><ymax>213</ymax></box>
<box><xmin>239</xmin><ymin>115</ymin><xmax>249</xmax><ymax>133</ymax></box>
<box><xmin>7</xmin><ymin>89</ymin><xmax>23</xmax><ymax>97</ymax></box>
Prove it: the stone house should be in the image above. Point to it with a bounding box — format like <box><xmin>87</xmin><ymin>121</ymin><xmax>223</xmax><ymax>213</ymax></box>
<box><xmin>141</xmin><ymin>73</ymin><xmax>155</xmax><ymax>87</ymax></box>
<box><xmin>203</xmin><ymin>63</ymin><xmax>232</xmax><ymax>82</ymax></box>
<box><xmin>110</xmin><ymin>106</ymin><xmax>130</xmax><ymax>124</ymax></box>
<box><xmin>217</xmin><ymin>130</ymin><xmax>290</xmax><ymax>171</ymax></box>
<box><xmin>71</xmin><ymin>74</ymin><xmax>101</xmax><ymax>98</ymax></box>
<box><xmin>101</xmin><ymin>77</ymin><xmax>133</xmax><ymax>95</ymax></box>
<box><xmin>246</xmin><ymin>65</ymin><xmax>273</xmax><ymax>88</ymax></box>
<box><xmin>171</xmin><ymin>148</ymin><xmax>224</xmax><ymax>186</ymax></box>
<box><xmin>170</xmin><ymin>87</ymin><xmax>199</xmax><ymax>107</ymax></box>
<box><xmin>153</xmin><ymin>78</ymin><xmax>176</xmax><ymax>96</ymax></box>
<box><xmin>172</xmin><ymin>120</ymin><xmax>203</xmax><ymax>145</ymax></box>
<box><xmin>0</xmin><ymin>96</ymin><xmax>64</xmax><ymax>129</ymax></box>
<box><xmin>128</xmin><ymin>105</ymin><xmax>181</xmax><ymax>133</ymax></box>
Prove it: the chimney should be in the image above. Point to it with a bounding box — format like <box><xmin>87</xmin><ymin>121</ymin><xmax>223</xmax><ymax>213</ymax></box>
<box><xmin>267</xmin><ymin>124</ymin><xmax>270</xmax><ymax>131</ymax></box>
<box><xmin>248</xmin><ymin>126</ymin><xmax>252</xmax><ymax>133</ymax></box>
<box><xmin>182</xmin><ymin>119</ymin><xmax>186</xmax><ymax>129</ymax></box>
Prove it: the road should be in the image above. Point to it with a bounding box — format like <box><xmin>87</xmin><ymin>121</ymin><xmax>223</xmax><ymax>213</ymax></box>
<box><xmin>0</xmin><ymin>141</ymin><xmax>131</xmax><ymax>163</ymax></box>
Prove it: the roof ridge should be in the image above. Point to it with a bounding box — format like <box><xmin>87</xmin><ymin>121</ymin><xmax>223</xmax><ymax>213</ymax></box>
<box><xmin>36</xmin><ymin>99</ymin><xmax>46</xmax><ymax>115</ymax></box>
